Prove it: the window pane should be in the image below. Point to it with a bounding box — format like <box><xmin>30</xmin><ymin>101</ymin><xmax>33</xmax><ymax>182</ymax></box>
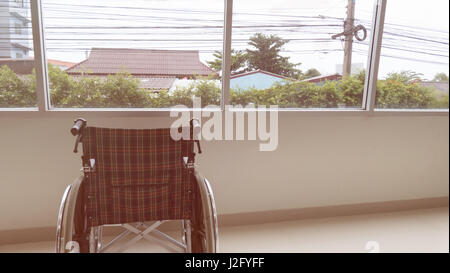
<box><xmin>229</xmin><ymin>0</ymin><xmax>374</xmax><ymax>109</ymax></box>
<box><xmin>42</xmin><ymin>0</ymin><xmax>223</xmax><ymax>108</ymax></box>
<box><xmin>375</xmin><ymin>0</ymin><xmax>449</xmax><ymax>109</ymax></box>
<box><xmin>0</xmin><ymin>0</ymin><xmax>36</xmax><ymax>108</ymax></box>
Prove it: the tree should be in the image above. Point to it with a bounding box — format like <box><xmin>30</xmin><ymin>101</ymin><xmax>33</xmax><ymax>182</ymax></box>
<box><xmin>300</xmin><ymin>68</ymin><xmax>321</xmax><ymax>80</ymax></box>
<box><xmin>433</xmin><ymin>72</ymin><xmax>449</xmax><ymax>82</ymax></box>
<box><xmin>207</xmin><ymin>49</ymin><xmax>247</xmax><ymax>75</ymax></box>
<box><xmin>245</xmin><ymin>33</ymin><xmax>301</xmax><ymax>78</ymax></box>
<box><xmin>386</xmin><ymin>70</ymin><xmax>424</xmax><ymax>84</ymax></box>
<box><xmin>0</xmin><ymin>65</ymin><xmax>36</xmax><ymax>107</ymax></box>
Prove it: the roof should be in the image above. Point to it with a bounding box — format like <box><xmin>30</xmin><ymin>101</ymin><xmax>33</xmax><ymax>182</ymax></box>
<box><xmin>66</xmin><ymin>48</ymin><xmax>215</xmax><ymax>77</ymax></box>
<box><xmin>302</xmin><ymin>73</ymin><xmax>342</xmax><ymax>83</ymax></box>
<box><xmin>0</xmin><ymin>58</ymin><xmax>34</xmax><ymax>74</ymax></box>
<box><xmin>230</xmin><ymin>69</ymin><xmax>287</xmax><ymax>80</ymax></box>
<box><xmin>0</xmin><ymin>58</ymin><xmax>77</xmax><ymax>74</ymax></box>
<box><xmin>418</xmin><ymin>81</ymin><xmax>449</xmax><ymax>94</ymax></box>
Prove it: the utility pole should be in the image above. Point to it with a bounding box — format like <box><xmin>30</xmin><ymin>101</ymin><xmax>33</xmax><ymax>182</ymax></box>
<box><xmin>342</xmin><ymin>0</ymin><xmax>355</xmax><ymax>77</ymax></box>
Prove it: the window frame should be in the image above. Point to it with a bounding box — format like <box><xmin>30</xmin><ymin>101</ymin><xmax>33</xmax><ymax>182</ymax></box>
<box><xmin>0</xmin><ymin>0</ymin><xmax>448</xmax><ymax>118</ymax></box>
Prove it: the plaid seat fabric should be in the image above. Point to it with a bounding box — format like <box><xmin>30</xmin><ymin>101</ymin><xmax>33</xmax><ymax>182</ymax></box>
<box><xmin>82</xmin><ymin>126</ymin><xmax>194</xmax><ymax>227</ymax></box>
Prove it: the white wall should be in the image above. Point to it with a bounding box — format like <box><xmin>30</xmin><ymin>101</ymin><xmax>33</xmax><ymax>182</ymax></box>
<box><xmin>0</xmin><ymin>114</ymin><xmax>448</xmax><ymax>231</ymax></box>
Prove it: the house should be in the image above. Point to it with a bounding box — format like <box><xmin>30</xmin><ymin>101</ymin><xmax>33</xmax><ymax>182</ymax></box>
<box><xmin>0</xmin><ymin>58</ymin><xmax>34</xmax><ymax>74</ymax></box>
<box><xmin>230</xmin><ymin>70</ymin><xmax>288</xmax><ymax>91</ymax></box>
<box><xmin>0</xmin><ymin>58</ymin><xmax>76</xmax><ymax>74</ymax></box>
<box><xmin>418</xmin><ymin>81</ymin><xmax>449</xmax><ymax>95</ymax></box>
<box><xmin>302</xmin><ymin>73</ymin><xmax>342</xmax><ymax>85</ymax></box>
<box><xmin>66</xmin><ymin>48</ymin><xmax>215</xmax><ymax>92</ymax></box>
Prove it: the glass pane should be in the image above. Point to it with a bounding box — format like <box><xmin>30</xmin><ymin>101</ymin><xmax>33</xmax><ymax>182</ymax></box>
<box><xmin>229</xmin><ymin>0</ymin><xmax>374</xmax><ymax>108</ymax></box>
<box><xmin>0</xmin><ymin>0</ymin><xmax>36</xmax><ymax>108</ymax></box>
<box><xmin>375</xmin><ymin>0</ymin><xmax>449</xmax><ymax>109</ymax></box>
<box><xmin>42</xmin><ymin>0</ymin><xmax>223</xmax><ymax>108</ymax></box>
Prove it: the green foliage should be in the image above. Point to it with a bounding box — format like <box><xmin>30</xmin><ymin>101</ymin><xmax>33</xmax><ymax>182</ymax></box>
<box><xmin>433</xmin><ymin>72</ymin><xmax>449</xmax><ymax>82</ymax></box>
<box><xmin>386</xmin><ymin>70</ymin><xmax>424</xmax><ymax>84</ymax></box>
<box><xmin>0</xmin><ymin>65</ymin><xmax>36</xmax><ymax>107</ymax></box>
<box><xmin>48</xmin><ymin>64</ymin><xmax>152</xmax><ymax>108</ymax></box>
<box><xmin>300</xmin><ymin>68</ymin><xmax>321</xmax><ymax>80</ymax></box>
<box><xmin>0</xmin><ymin>65</ymin><xmax>448</xmax><ymax>109</ymax></box>
<box><xmin>375</xmin><ymin>71</ymin><xmax>449</xmax><ymax>109</ymax></box>
<box><xmin>170</xmin><ymin>79</ymin><xmax>221</xmax><ymax>107</ymax></box>
<box><xmin>338</xmin><ymin>71</ymin><xmax>365</xmax><ymax>107</ymax></box>
<box><xmin>207</xmin><ymin>49</ymin><xmax>248</xmax><ymax>75</ymax></box>
<box><xmin>376</xmin><ymin>78</ymin><xmax>440</xmax><ymax>109</ymax></box>
<box><xmin>246</xmin><ymin>33</ymin><xmax>302</xmax><ymax>78</ymax></box>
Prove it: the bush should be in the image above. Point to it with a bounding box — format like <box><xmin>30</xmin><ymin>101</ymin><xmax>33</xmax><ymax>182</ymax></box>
<box><xmin>0</xmin><ymin>65</ymin><xmax>36</xmax><ymax>107</ymax></box>
<box><xmin>0</xmin><ymin>65</ymin><xmax>448</xmax><ymax>109</ymax></box>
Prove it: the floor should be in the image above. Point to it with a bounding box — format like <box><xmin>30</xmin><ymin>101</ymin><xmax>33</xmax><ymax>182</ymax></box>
<box><xmin>0</xmin><ymin>207</ymin><xmax>448</xmax><ymax>253</ymax></box>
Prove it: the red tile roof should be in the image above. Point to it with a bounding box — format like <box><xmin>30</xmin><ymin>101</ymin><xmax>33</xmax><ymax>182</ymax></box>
<box><xmin>66</xmin><ymin>48</ymin><xmax>214</xmax><ymax>77</ymax></box>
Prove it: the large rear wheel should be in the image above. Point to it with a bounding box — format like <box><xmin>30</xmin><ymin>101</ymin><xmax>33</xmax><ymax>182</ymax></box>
<box><xmin>194</xmin><ymin>171</ymin><xmax>218</xmax><ymax>253</ymax></box>
<box><xmin>56</xmin><ymin>175</ymin><xmax>97</xmax><ymax>253</ymax></box>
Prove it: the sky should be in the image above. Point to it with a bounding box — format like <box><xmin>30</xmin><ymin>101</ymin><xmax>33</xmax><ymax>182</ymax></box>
<box><xmin>33</xmin><ymin>0</ymin><xmax>450</xmax><ymax>80</ymax></box>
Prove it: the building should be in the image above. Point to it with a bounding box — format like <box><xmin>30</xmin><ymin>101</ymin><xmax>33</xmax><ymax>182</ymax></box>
<box><xmin>335</xmin><ymin>63</ymin><xmax>364</xmax><ymax>75</ymax></box>
<box><xmin>0</xmin><ymin>58</ymin><xmax>76</xmax><ymax>74</ymax></box>
<box><xmin>0</xmin><ymin>58</ymin><xmax>33</xmax><ymax>74</ymax></box>
<box><xmin>230</xmin><ymin>70</ymin><xmax>288</xmax><ymax>91</ymax></box>
<box><xmin>418</xmin><ymin>81</ymin><xmax>449</xmax><ymax>95</ymax></box>
<box><xmin>66</xmin><ymin>48</ymin><xmax>216</xmax><ymax>92</ymax></box>
<box><xmin>0</xmin><ymin>0</ymin><xmax>31</xmax><ymax>59</ymax></box>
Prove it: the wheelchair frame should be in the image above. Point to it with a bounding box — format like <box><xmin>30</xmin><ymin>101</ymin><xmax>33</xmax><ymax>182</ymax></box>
<box><xmin>56</xmin><ymin>119</ymin><xmax>218</xmax><ymax>253</ymax></box>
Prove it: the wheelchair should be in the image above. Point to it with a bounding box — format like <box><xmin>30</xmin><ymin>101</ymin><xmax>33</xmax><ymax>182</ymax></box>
<box><xmin>56</xmin><ymin>118</ymin><xmax>218</xmax><ymax>253</ymax></box>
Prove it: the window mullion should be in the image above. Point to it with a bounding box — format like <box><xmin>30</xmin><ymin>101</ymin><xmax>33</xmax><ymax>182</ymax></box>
<box><xmin>221</xmin><ymin>0</ymin><xmax>233</xmax><ymax>110</ymax></box>
<box><xmin>363</xmin><ymin>0</ymin><xmax>387</xmax><ymax>112</ymax></box>
<box><xmin>30</xmin><ymin>0</ymin><xmax>50</xmax><ymax>112</ymax></box>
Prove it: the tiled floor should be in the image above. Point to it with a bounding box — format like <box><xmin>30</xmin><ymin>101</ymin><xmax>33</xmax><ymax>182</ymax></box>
<box><xmin>0</xmin><ymin>207</ymin><xmax>448</xmax><ymax>253</ymax></box>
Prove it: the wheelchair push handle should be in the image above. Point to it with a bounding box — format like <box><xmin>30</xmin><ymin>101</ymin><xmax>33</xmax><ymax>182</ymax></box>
<box><xmin>71</xmin><ymin>118</ymin><xmax>87</xmax><ymax>136</ymax></box>
<box><xmin>191</xmin><ymin>118</ymin><xmax>201</xmax><ymax>140</ymax></box>
<box><xmin>190</xmin><ymin>119</ymin><xmax>202</xmax><ymax>154</ymax></box>
<box><xmin>71</xmin><ymin>118</ymin><xmax>86</xmax><ymax>153</ymax></box>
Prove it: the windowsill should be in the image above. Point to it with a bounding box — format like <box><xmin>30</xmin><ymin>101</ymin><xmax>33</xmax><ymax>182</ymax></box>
<box><xmin>0</xmin><ymin>107</ymin><xmax>448</xmax><ymax>118</ymax></box>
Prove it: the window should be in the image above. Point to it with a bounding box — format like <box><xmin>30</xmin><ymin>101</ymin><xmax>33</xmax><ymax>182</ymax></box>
<box><xmin>0</xmin><ymin>0</ymin><xmax>36</xmax><ymax>108</ymax></box>
<box><xmin>229</xmin><ymin>0</ymin><xmax>374</xmax><ymax>109</ymax></box>
<box><xmin>0</xmin><ymin>0</ymin><xmax>448</xmax><ymax>114</ymax></box>
<box><xmin>15</xmin><ymin>0</ymin><xmax>25</xmax><ymax>8</ymax></box>
<box><xmin>41</xmin><ymin>0</ymin><xmax>224</xmax><ymax>109</ymax></box>
<box><xmin>375</xmin><ymin>0</ymin><xmax>449</xmax><ymax>109</ymax></box>
<box><xmin>15</xmin><ymin>23</ymin><xmax>22</xmax><ymax>35</ymax></box>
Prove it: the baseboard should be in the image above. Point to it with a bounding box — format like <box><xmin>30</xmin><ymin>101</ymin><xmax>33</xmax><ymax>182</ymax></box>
<box><xmin>1</xmin><ymin>196</ymin><xmax>448</xmax><ymax>246</ymax></box>
<box><xmin>219</xmin><ymin>196</ymin><xmax>449</xmax><ymax>228</ymax></box>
